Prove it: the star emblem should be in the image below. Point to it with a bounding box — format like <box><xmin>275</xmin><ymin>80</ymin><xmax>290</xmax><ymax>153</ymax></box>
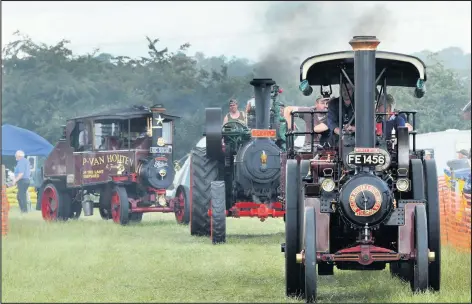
<box><xmin>153</xmin><ymin>115</ymin><xmax>164</xmax><ymax>128</ymax></box>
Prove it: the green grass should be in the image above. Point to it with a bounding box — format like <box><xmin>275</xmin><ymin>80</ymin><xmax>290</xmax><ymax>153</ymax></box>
<box><xmin>2</xmin><ymin>207</ymin><xmax>471</xmax><ymax>303</ymax></box>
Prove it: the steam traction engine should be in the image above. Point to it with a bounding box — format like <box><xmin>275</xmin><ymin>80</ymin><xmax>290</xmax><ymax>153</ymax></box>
<box><xmin>189</xmin><ymin>79</ymin><xmax>286</xmax><ymax>244</ymax></box>
<box><xmin>39</xmin><ymin>104</ymin><xmax>190</xmax><ymax>226</ymax></box>
<box><xmin>282</xmin><ymin>36</ymin><xmax>441</xmax><ymax>302</ymax></box>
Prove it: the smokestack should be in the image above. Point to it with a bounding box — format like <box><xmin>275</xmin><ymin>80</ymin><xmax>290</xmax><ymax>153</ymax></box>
<box><xmin>349</xmin><ymin>36</ymin><xmax>380</xmax><ymax>148</ymax></box>
<box><xmin>150</xmin><ymin>104</ymin><xmax>166</xmax><ymax>155</ymax></box>
<box><xmin>250</xmin><ymin>78</ymin><xmax>276</xmax><ymax>130</ymax></box>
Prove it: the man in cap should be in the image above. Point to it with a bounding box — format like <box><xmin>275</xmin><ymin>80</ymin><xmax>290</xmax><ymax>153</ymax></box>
<box><xmin>223</xmin><ymin>98</ymin><xmax>246</xmax><ymax>125</ymax></box>
<box><xmin>12</xmin><ymin>150</ymin><xmax>31</xmax><ymax>213</ymax></box>
<box><xmin>283</xmin><ymin>95</ymin><xmax>330</xmax><ymax>146</ymax></box>
<box><xmin>327</xmin><ymin>82</ymin><xmax>356</xmax><ymax>137</ymax></box>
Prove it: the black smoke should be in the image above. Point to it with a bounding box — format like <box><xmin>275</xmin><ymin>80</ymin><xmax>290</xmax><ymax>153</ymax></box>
<box><xmin>253</xmin><ymin>1</ymin><xmax>397</xmax><ymax>91</ymax></box>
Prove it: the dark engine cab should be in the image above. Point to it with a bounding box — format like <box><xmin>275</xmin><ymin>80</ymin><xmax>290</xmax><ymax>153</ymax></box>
<box><xmin>283</xmin><ymin>36</ymin><xmax>441</xmax><ymax>302</ymax></box>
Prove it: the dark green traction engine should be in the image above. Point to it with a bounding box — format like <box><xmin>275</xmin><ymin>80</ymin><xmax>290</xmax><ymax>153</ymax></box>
<box><xmin>188</xmin><ymin>79</ymin><xmax>288</xmax><ymax>244</ymax></box>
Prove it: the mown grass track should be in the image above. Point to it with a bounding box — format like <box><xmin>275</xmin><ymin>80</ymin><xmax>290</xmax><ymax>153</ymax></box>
<box><xmin>2</xmin><ymin>208</ymin><xmax>471</xmax><ymax>303</ymax></box>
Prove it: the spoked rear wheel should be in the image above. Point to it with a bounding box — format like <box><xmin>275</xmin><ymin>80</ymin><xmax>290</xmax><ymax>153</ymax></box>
<box><xmin>410</xmin><ymin>204</ymin><xmax>429</xmax><ymax>292</ymax></box>
<box><xmin>40</xmin><ymin>183</ymin><xmax>71</xmax><ymax>222</ymax></box>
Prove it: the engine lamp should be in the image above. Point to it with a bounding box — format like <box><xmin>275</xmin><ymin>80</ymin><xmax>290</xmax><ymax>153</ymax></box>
<box><xmin>321</xmin><ymin>178</ymin><xmax>335</xmax><ymax>192</ymax></box>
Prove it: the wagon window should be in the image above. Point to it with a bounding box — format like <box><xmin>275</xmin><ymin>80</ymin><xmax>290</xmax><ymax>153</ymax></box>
<box><xmin>94</xmin><ymin>119</ymin><xmax>123</xmax><ymax>150</ymax></box>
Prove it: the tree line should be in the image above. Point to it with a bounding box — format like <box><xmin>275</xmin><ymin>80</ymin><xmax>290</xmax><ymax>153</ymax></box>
<box><xmin>2</xmin><ymin>32</ymin><xmax>470</xmax><ymax>159</ymax></box>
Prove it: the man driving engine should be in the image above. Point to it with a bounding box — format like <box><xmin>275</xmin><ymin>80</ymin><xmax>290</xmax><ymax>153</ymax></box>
<box><xmin>327</xmin><ymin>82</ymin><xmax>355</xmax><ymax>138</ymax></box>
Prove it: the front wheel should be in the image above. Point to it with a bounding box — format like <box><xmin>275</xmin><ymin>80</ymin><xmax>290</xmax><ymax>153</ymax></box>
<box><xmin>304</xmin><ymin>206</ymin><xmax>317</xmax><ymax>303</ymax></box>
<box><xmin>110</xmin><ymin>185</ymin><xmax>130</xmax><ymax>226</ymax></box>
<box><xmin>410</xmin><ymin>204</ymin><xmax>429</xmax><ymax>292</ymax></box>
<box><xmin>210</xmin><ymin>181</ymin><xmax>226</xmax><ymax>244</ymax></box>
<box><xmin>174</xmin><ymin>185</ymin><xmax>190</xmax><ymax>225</ymax></box>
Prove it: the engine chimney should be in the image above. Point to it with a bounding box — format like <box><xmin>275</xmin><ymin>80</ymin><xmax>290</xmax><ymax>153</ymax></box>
<box><xmin>349</xmin><ymin>36</ymin><xmax>380</xmax><ymax>148</ymax></box>
<box><xmin>150</xmin><ymin>104</ymin><xmax>166</xmax><ymax>155</ymax></box>
<box><xmin>250</xmin><ymin>78</ymin><xmax>276</xmax><ymax>130</ymax></box>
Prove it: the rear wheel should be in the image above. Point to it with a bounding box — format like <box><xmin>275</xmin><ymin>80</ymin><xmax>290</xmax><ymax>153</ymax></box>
<box><xmin>110</xmin><ymin>185</ymin><xmax>130</xmax><ymax>226</ymax></box>
<box><xmin>189</xmin><ymin>147</ymin><xmax>218</xmax><ymax>237</ymax></box>
<box><xmin>40</xmin><ymin>182</ymin><xmax>71</xmax><ymax>221</ymax></box>
<box><xmin>210</xmin><ymin>181</ymin><xmax>226</xmax><ymax>244</ymax></box>
<box><xmin>423</xmin><ymin>159</ymin><xmax>441</xmax><ymax>291</ymax></box>
<box><xmin>129</xmin><ymin>212</ymin><xmax>143</xmax><ymax>223</ymax></box>
<box><xmin>70</xmin><ymin>199</ymin><xmax>82</xmax><ymax>220</ymax></box>
<box><xmin>174</xmin><ymin>185</ymin><xmax>190</xmax><ymax>225</ymax></box>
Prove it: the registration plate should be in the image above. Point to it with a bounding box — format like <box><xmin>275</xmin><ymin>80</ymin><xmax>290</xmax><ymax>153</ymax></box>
<box><xmin>150</xmin><ymin>146</ymin><xmax>172</xmax><ymax>154</ymax></box>
<box><xmin>347</xmin><ymin>153</ymin><xmax>386</xmax><ymax>166</ymax></box>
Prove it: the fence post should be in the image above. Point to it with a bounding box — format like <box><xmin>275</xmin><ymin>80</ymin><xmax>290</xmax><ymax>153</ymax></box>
<box><xmin>2</xmin><ymin>164</ymin><xmax>9</xmax><ymax>236</ymax></box>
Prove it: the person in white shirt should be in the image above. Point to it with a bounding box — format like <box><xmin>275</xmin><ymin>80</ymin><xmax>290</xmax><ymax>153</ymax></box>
<box><xmin>78</xmin><ymin>123</ymin><xmax>90</xmax><ymax>151</ymax></box>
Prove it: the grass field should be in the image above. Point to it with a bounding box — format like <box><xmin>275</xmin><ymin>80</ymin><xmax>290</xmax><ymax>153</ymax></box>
<box><xmin>2</xmin><ymin>207</ymin><xmax>471</xmax><ymax>303</ymax></box>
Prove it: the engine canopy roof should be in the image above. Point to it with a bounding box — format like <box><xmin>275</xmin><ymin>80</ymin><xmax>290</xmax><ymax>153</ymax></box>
<box><xmin>300</xmin><ymin>51</ymin><xmax>427</xmax><ymax>88</ymax></box>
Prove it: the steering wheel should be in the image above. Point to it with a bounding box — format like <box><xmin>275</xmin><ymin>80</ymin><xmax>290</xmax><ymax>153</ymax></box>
<box><xmin>222</xmin><ymin>121</ymin><xmax>246</xmax><ymax>133</ymax></box>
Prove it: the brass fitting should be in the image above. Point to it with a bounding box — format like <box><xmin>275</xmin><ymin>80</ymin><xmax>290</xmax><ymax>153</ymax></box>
<box><xmin>296</xmin><ymin>253</ymin><xmax>303</xmax><ymax>264</ymax></box>
<box><xmin>428</xmin><ymin>251</ymin><xmax>435</xmax><ymax>262</ymax></box>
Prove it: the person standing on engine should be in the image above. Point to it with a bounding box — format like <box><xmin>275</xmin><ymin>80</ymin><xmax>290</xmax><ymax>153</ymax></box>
<box><xmin>223</xmin><ymin>99</ymin><xmax>246</xmax><ymax>125</ymax></box>
<box><xmin>283</xmin><ymin>96</ymin><xmax>330</xmax><ymax>146</ymax></box>
<box><xmin>376</xmin><ymin>94</ymin><xmax>412</xmax><ymax>139</ymax></box>
<box><xmin>12</xmin><ymin>150</ymin><xmax>31</xmax><ymax>213</ymax></box>
<box><xmin>327</xmin><ymin>82</ymin><xmax>356</xmax><ymax>137</ymax></box>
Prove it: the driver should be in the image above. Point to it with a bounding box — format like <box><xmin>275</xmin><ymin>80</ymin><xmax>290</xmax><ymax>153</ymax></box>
<box><xmin>327</xmin><ymin>82</ymin><xmax>355</xmax><ymax>138</ymax></box>
<box><xmin>223</xmin><ymin>99</ymin><xmax>246</xmax><ymax>125</ymax></box>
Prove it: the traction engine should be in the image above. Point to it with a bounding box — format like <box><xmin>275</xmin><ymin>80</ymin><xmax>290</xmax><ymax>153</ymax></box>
<box><xmin>189</xmin><ymin>79</ymin><xmax>287</xmax><ymax>244</ymax></box>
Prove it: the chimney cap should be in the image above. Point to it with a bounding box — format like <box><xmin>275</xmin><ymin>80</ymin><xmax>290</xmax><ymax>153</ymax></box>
<box><xmin>349</xmin><ymin>36</ymin><xmax>380</xmax><ymax>51</ymax></box>
<box><xmin>151</xmin><ymin>104</ymin><xmax>166</xmax><ymax>112</ymax></box>
<box><xmin>250</xmin><ymin>78</ymin><xmax>276</xmax><ymax>87</ymax></box>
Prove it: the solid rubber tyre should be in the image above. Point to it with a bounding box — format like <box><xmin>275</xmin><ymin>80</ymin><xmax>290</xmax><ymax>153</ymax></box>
<box><xmin>210</xmin><ymin>181</ymin><xmax>226</xmax><ymax>244</ymax></box>
<box><xmin>110</xmin><ymin>185</ymin><xmax>130</xmax><ymax>226</ymax></box>
<box><xmin>391</xmin><ymin>159</ymin><xmax>425</xmax><ymax>281</ymax></box>
<box><xmin>304</xmin><ymin>206</ymin><xmax>317</xmax><ymax>303</ymax></box>
<box><xmin>174</xmin><ymin>185</ymin><xmax>190</xmax><ymax>225</ymax></box>
<box><xmin>189</xmin><ymin>147</ymin><xmax>218</xmax><ymax>237</ymax></box>
<box><xmin>285</xmin><ymin>159</ymin><xmax>303</xmax><ymax>297</ymax></box>
<box><xmin>411</xmin><ymin>204</ymin><xmax>429</xmax><ymax>292</ymax></box>
<box><xmin>129</xmin><ymin>212</ymin><xmax>143</xmax><ymax>223</ymax></box>
<box><xmin>423</xmin><ymin>159</ymin><xmax>441</xmax><ymax>291</ymax></box>
<box><xmin>40</xmin><ymin>182</ymin><xmax>71</xmax><ymax>222</ymax></box>
<box><xmin>70</xmin><ymin>199</ymin><xmax>82</xmax><ymax>220</ymax></box>
<box><xmin>99</xmin><ymin>184</ymin><xmax>112</xmax><ymax>220</ymax></box>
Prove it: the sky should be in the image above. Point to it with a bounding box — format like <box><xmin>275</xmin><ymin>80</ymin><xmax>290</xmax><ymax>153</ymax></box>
<box><xmin>2</xmin><ymin>1</ymin><xmax>471</xmax><ymax>62</ymax></box>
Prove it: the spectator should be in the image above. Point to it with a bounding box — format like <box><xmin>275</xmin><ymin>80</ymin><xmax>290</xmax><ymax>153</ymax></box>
<box><xmin>13</xmin><ymin>150</ymin><xmax>31</xmax><ymax>213</ymax></box>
